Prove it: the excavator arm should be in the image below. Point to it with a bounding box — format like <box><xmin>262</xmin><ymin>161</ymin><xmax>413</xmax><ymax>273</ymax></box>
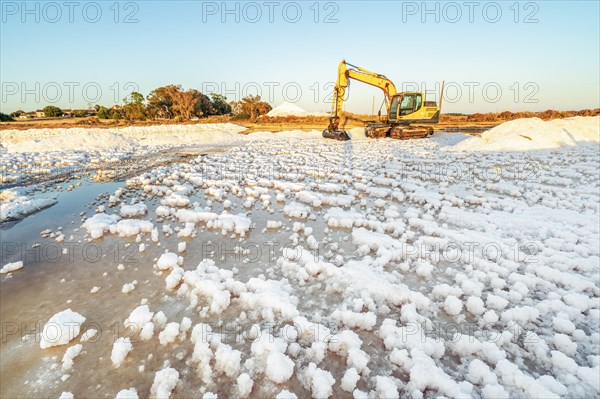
<box><xmin>324</xmin><ymin>60</ymin><xmax>397</xmax><ymax>139</ymax></box>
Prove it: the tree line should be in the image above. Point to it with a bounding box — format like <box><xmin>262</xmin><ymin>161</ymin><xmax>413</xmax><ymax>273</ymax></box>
<box><xmin>2</xmin><ymin>84</ymin><xmax>273</xmax><ymax>121</ymax></box>
<box><xmin>99</xmin><ymin>85</ymin><xmax>272</xmax><ymax>121</ymax></box>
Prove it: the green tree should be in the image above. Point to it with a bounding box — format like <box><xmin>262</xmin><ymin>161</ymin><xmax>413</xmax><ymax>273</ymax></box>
<box><xmin>190</xmin><ymin>89</ymin><xmax>213</xmax><ymax>118</ymax></box>
<box><xmin>171</xmin><ymin>89</ymin><xmax>200</xmax><ymax>120</ymax></box>
<box><xmin>0</xmin><ymin>112</ymin><xmax>14</xmax><ymax>121</ymax></box>
<box><xmin>123</xmin><ymin>91</ymin><xmax>146</xmax><ymax>120</ymax></box>
<box><xmin>147</xmin><ymin>85</ymin><xmax>218</xmax><ymax>120</ymax></box>
<box><xmin>97</xmin><ymin>106</ymin><xmax>111</xmax><ymax>119</ymax></box>
<box><xmin>123</xmin><ymin>104</ymin><xmax>145</xmax><ymax>120</ymax></box>
<box><xmin>10</xmin><ymin>110</ymin><xmax>24</xmax><ymax>118</ymax></box>
<box><xmin>124</xmin><ymin>92</ymin><xmax>145</xmax><ymax>105</ymax></box>
<box><xmin>97</xmin><ymin>106</ymin><xmax>124</xmax><ymax>120</ymax></box>
<box><xmin>146</xmin><ymin>85</ymin><xmax>179</xmax><ymax>119</ymax></box>
<box><xmin>110</xmin><ymin>108</ymin><xmax>124</xmax><ymax>119</ymax></box>
<box><xmin>233</xmin><ymin>95</ymin><xmax>272</xmax><ymax>119</ymax></box>
<box><xmin>43</xmin><ymin>106</ymin><xmax>63</xmax><ymax>117</ymax></box>
<box><xmin>210</xmin><ymin>94</ymin><xmax>232</xmax><ymax>115</ymax></box>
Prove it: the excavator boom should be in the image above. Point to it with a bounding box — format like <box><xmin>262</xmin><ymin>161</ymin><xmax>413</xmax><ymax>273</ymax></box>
<box><xmin>330</xmin><ymin>61</ymin><xmax>397</xmax><ymax>120</ymax></box>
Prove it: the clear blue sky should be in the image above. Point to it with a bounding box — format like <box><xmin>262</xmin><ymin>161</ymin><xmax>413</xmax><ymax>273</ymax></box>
<box><xmin>1</xmin><ymin>0</ymin><xmax>599</xmax><ymax>114</ymax></box>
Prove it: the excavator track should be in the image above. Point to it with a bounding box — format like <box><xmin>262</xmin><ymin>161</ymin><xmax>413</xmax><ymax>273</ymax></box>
<box><xmin>364</xmin><ymin>123</ymin><xmax>390</xmax><ymax>138</ymax></box>
<box><xmin>363</xmin><ymin>123</ymin><xmax>434</xmax><ymax>139</ymax></box>
<box><xmin>389</xmin><ymin>126</ymin><xmax>434</xmax><ymax>140</ymax></box>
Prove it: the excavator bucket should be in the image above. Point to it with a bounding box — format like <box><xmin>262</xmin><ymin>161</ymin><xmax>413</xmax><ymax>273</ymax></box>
<box><xmin>322</xmin><ymin>128</ymin><xmax>350</xmax><ymax>141</ymax></box>
<box><xmin>323</xmin><ymin>117</ymin><xmax>351</xmax><ymax>140</ymax></box>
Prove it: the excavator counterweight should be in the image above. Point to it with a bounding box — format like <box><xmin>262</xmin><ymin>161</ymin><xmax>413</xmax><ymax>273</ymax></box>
<box><xmin>322</xmin><ymin>60</ymin><xmax>443</xmax><ymax>140</ymax></box>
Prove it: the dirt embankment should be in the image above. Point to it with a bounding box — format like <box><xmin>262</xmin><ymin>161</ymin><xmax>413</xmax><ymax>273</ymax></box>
<box><xmin>0</xmin><ymin>115</ymin><xmax>233</xmax><ymax>131</ymax></box>
<box><xmin>2</xmin><ymin>109</ymin><xmax>598</xmax><ymax>133</ymax></box>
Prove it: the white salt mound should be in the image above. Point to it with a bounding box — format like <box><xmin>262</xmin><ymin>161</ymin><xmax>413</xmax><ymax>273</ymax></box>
<box><xmin>237</xmin><ymin>373</ymin><xmax>254</xmax><ymax>396</ymax></box>
<box><xmin>111</xmin><ymin>337</ymin><xmax>133</xmax><ymax>368</ymax></box>
<box><xmin>1</xmin><ymin>123</ymin><xmax>247</xmax><ymax>153</ymax></box>
<box><xmin>115</xmin><ymin>388</ymin><xmax>139</xmax><ymax>399</ymax></box>
<box><xmin>125</xmin><ymin>305</ymin><xmax>154</xmax><ymax>330</ymax></box>
<box><xmin>267</xmin><ymin>102</ymin><xmax>327</xmax><ymax>117</ymax></box>
<box><xmin>0</xmin><ymin>194</ymin><xmax>57</xmax><ymax>222</ymax></box>
<box><xmin>453</xmin><ymin>116</ymin><xmax>600</xmax><ymax>151</ymax></box>
<box><xmin>266</xmin><ymin>351</ymin><xmax>295</xmax><ymax>383</ymax></box>
<box><xmin>62</xmin><ymin>344</ymin><xmax>83</xmax><ymax>370</ymax></box>
<box><xmin>150</xmin><ymin>367</ymin><xmax>179</xmax><ymax>398</ymax></box>
<box><xmin>157</xmin><ymin>252</ymin><xmax>182</xmax><ymax>270</ymax></box>
<box><xmin>80</xmin><ymin>329</ymin><xmax>98</xmax><ymax>342</ymax></box>
<box><xmin>267</xmin><ymin>102</ymin><xmax>308</xmax><ymax>117</ymax></box>
<box><xmin>276</xmin><ymin>390</ymin><xmax>298</xmax><ymax>399</ymax></box>
<box><xmin>83</xmin><ymin>213</ymin><xmax>120</xmax><ymax>239</ymax></box>
<box><xmin>120</xmin><ymin>203</ymin><xmax>147</xmax><ymax>218</ymax></box>
<box><xmin>0</xmin><ymin>261</ymin><xmax>24</xmax><ymax>274</ymax></box>
<box><xmin>40</xmin><ymin>309</ymin><xmax>86</xmax><ymax>349</ymax></box>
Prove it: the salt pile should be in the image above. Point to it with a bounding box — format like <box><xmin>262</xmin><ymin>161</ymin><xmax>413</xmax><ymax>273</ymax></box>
<box><xmin>453</xmin><ymin>116</ymin><xmax>600</xmax><ymax>151</ymax></box>
<box><xmin>0</xmin><ymin>189</ymin><xmax>58</xmax><ymax>222</ymax></box>
<box><xmin>0</xmin><ymin>261</ymin><xmax>24</xmax><ymax>274</ymax></box>
<box><xmin>0</xmin><ymin>123</ymin><xmax>247</xmax><ymax>153</ymax></box>
<box><xmin>267</xmin><ymin>102</ymin><xmax>328</xmax><ymax>117</ymax></box>
<box><xmin>40</xmin><ymin>309</ymin><xmax>86</xmax><ymax>349</ymax></box>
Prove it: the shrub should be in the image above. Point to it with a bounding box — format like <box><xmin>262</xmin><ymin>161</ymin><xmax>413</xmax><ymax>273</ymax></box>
<box><xmin>43</xmin><ymin>105</ymin><xmax>63</xmax><ymax>117</ymax></box>
<box><xmin>0</xmin><ymin>112</ymin><xmax>13</xmax><ymax>121</ymax></box>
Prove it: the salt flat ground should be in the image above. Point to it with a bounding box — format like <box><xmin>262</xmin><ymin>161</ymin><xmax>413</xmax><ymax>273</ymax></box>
<box><xmin>0</xmin><ymin>119</ymin><xmax>599</xmax><ymax>399</ymax></box>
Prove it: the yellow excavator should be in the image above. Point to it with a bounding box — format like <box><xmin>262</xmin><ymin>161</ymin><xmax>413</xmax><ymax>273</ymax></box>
<box><xmin>322</xmin><ymin>60</ymin><xmax>444</xmax><ymax>141</ymax></box>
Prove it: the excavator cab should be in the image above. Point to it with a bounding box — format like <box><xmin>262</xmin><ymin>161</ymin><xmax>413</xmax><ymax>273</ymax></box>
<box><xmin>389</xmin><ymin>93</ymin><xmax>440</xmax><ymax>123</ymax></box>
